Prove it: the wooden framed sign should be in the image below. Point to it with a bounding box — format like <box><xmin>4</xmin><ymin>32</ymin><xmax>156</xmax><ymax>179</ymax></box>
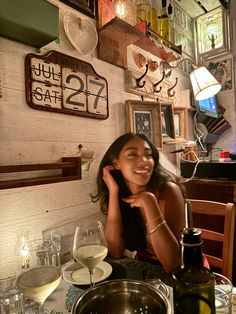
<box><xmin>25</xmin><ymin>50</ymin><xmax>109</xmax><ymax>119</ymax></box>
<box><xmin>126</xmin><ymin>100</ymin><xmax>162</xmax><ymax>149</ymax></box>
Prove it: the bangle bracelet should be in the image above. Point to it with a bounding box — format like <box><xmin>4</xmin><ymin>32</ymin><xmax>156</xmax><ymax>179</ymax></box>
<box><xmin>146</xmin><ymin>215</ymin><xmax>163</xmax><ymax>227</ymax></box>
<box><xmin>149</xmin><ymin>220</ymin><xmax>167</xmax><ymax>235</ymax></box>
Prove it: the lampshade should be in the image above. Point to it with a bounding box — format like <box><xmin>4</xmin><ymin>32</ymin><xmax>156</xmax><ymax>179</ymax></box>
<box><xmin>190</xmin><ymin>66</ymin><xmax>221</xmax><ymax>101</ymax></box>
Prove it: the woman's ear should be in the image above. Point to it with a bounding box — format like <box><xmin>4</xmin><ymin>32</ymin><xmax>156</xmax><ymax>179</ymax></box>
<box><xmin>113</xmin><ymin>159</ymin><xmax>120</xmax><ymax>170</ymax></box>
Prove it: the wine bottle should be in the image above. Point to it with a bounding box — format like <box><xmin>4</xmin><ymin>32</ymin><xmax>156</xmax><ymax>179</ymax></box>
<box><xmin>172</xmin><ymin>228</ymin><xmax>216</xmax><ymax>314</ymax></box>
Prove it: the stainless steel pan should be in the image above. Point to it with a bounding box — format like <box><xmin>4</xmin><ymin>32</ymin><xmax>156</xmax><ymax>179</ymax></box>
<box><xmin>72</xmin><ymin>279</ymin><xmax>171</xmax><ymax>314</ymax></box>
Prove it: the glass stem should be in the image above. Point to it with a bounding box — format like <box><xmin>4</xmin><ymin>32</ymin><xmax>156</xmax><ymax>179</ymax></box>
<box><xmin>89</xmin><ymin>268</ymin><xmax>95</xmax><ymax>286</ymax></box>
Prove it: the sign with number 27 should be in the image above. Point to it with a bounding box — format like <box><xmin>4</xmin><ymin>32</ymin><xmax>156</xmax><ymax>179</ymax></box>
<box><xmin>25</xmin><ymin>50</ymin><xmax>109</xmax><ymax>119</ymax></box>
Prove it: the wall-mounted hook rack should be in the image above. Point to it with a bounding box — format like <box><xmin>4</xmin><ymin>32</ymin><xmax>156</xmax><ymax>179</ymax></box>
<box><xmin>153</xmin><ymin>71</ymin><xmax>165</xmax><ymax>93</ymax></box>
<box><xmin>167</xmin><ymin>77</ymin><xmax>178</xmax><ymax>97</ymax></box>
<box><xmin>136</xmin><ymin>63</ymin><xmax>149</xmax><ymax>88</ymax></box>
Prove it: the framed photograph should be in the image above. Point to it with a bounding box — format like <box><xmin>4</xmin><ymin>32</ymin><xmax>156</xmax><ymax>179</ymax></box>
<box><xmin>126</xmin><ymin>100</ymin><xmax>162</xmax><ymax>149</ymax></box>
<box><xmin>173</xmin><ymin>107</ymin><xmax>188</xmax><ymax>143</ymax></box>
<box><xmin>160</xmin><ymin>103</ymin><xmax>176</xmax><ymax>143</ymax></box>
<box><xmin>204</xmin><ymin>54</ymin><xmax>233</xmax><ymax>92</ymax></box>
<box><xmin>60</xmin><ymin>0</ymin><xmax>97</xmax><ymax>18</ymax></box>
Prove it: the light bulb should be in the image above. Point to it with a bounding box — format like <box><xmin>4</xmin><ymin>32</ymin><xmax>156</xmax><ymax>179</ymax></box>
<box><xmin>116</xmin><ymin>1</ymin><xmax>125</xmax><ymax>17</ymax></box>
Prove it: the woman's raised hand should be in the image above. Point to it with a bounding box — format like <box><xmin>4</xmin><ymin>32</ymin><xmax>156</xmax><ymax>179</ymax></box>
<box><xmin>123</xmin><ymin>191</ymin><xmax>157</xmax><ymax>209</ymax></box>
<box><xmin>103</xmin><ymin>165</ymin><xmax>119</xmax><ymax>193</ymax></box>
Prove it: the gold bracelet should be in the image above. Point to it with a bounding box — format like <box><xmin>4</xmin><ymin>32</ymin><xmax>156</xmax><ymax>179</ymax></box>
<box><xmin>146</xmin><ymin>215</ymin><xmax>163</xmax><ymax>227</ymax></box>
<box><xmin>149</xmin><ymin>220</ymin><xmax>167</xmax><ymax>235</ymax></box>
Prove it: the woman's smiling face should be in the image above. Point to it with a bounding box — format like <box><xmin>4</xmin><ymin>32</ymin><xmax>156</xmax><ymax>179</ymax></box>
<box><xmin>113</xmin><ymin>136</ymin><xmax>155</xmax><ymax>193</ymax></box>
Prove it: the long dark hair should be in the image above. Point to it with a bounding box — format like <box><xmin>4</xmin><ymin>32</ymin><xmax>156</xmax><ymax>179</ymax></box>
<box><xmin>91</xmin><ymin>132</ymin><xmax>178</xmax><ymax>211</ymax></box>
<box><xmin>91</xmin><ymin>132</ymin><xmax>181</xmax><ymax>251</ymax></box>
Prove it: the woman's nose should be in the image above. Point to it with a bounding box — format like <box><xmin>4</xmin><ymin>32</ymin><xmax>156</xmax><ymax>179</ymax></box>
<box><xmin>138</xmin><ymin>155</ymin><xmax>148</xmax><ymax>162</ymax></box>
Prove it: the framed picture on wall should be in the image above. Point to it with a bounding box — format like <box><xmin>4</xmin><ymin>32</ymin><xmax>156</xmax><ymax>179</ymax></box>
<box><xmin>60</xmin><ymin>0</ymin><xmax>97</xmax><ymax>18</ymax></box>
<box><xmin>126</xmin><ymin>100</ymin><xmax>162</xmax><ymax>149</ymax></box>
<box><xmin>204</xmin><ymin>54</ymin><xmax>233</xmax><ymax>92</ymax></box>
<box><xmin>160</xmin><ymin>103</ymin><xmax>175</xmax><ymax>143</ymax></box>
<box><xmin>173</xmin><ymin>107</ymin><xmax>188</xmax><ymax>143</ymax></box>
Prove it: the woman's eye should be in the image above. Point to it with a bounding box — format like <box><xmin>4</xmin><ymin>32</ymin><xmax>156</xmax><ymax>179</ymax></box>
<box><xmin>145</xmin><ymin>152</ymin><xmax>152</xmax><ymax>158</ymax></box>
<box><xmin>127</xmin><ymin>152</ymin><xmax>137</xmax><ymax>157</ymax></box>
<box><xmin>125</xmin><ymin>150</ymin><xmax>138</xmax><ymax>157</ymax></box>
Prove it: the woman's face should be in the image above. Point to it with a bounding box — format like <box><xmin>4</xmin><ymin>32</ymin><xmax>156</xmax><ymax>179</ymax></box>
<box><xmin>113</xmin><ymin>137</ymin><xmax>155</xmax><ymax>193</ymax></box>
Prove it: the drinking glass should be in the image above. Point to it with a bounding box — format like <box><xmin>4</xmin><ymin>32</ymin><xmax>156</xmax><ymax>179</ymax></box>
<box><xmin>43</xmin><ymin>233</ymin><xmax>61</xmax><ymax>262</ymax></box>
<box><xmin>214</xmin><ymin>272</ymin><xmax>233</xmax><ymax>314</ymax></box>
<box><xmin>73</xmin><ymin>220</ymin><xmax>108</xmax><ymax>286</ymax></box>
<box><xmin>16</xmin><ymin>239</ymin><xmax>62</xmax><ymax>314</ymax></box>
<box><xmin>0</xmin><ymin>261</ymin><xmax>24</xmax><ymax>314</ymax></box>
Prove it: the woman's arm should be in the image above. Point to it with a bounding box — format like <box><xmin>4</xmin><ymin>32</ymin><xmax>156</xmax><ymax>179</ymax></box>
<box><xmin>102</xmin><ymin>166</ymin><xmax>125</xmax><ymax>258</ymax></box>
<box><xmin>123</xmin><ymin>183</ymin><xmax>185</xmax><ymax>273</ymax></box>
<box><xmin>159</xmin><ymin>182</ymin><xmax>185</xmax><ymax>244</ymax></box>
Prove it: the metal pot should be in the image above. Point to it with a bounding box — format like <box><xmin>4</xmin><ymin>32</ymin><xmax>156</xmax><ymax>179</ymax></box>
<box><xmin>71</xmin><ymin>279</ymin><xmax>171</xmax><ymax>314</ymax></box>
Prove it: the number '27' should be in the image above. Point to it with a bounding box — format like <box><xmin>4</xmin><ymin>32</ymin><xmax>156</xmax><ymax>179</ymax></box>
<box><xmin>65</xmin><ymin>73</ymin><xmax>107</xmax><ymax>110</ymax></box>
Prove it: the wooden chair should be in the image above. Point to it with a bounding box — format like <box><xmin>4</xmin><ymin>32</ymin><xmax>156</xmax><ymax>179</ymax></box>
<box><xmin>186</xmin><ymin>199</ymin><xmax>235</xmax><ymax>281</ymax></box>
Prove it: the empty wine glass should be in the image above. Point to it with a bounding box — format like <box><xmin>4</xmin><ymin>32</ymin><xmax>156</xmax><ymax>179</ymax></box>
<box><xmin>16</xmin><ymin>239</ymin><xmax>62</xmax><ymax>314</ymax></box>
<box><xmin>73</xmin><ymin>220</ymin><xmax>108</xmax><ymax>286</ymax></box>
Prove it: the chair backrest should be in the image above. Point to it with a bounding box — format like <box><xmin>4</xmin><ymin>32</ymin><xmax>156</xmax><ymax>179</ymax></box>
<box><xmin>186</xmin><ymin>199</ymin><xmax>235</xmax><ymax>280</ymax></box>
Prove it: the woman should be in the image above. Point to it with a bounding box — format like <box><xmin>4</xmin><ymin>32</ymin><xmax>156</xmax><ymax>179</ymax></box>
<box><xmin>92</xmin><ymin>132</ymin><xmax>185</xmax><ymax>274</ymax></box>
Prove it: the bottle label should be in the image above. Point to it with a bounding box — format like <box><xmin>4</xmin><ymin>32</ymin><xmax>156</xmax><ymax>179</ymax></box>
<box><xmin>175</xmin><ymin>294</ymin><xmax>214</xmax><ymax>313</ymax></box>
<box><xmin>137</xmin><ymin>4</ymin><xmax>150</xmax><ymax>24</ymax></box>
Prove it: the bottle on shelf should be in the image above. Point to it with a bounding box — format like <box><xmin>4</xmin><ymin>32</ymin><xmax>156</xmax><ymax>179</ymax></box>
<box><xmin>136</xmin><ymin>0</ymin><xmax>151</xmax><ymax>25</ymax></box>
<box><xmin>159</xmin><ymin>0</ymin><xmax>169</xmax><ymax>43</ymax></box>
<box><xmin>149</xmin><ymin>0</ymin><xmax>158</xmax><ymax>33</ymax></box>
<box><xmin>172</xmin><ymin>227</ymin><xmax>216</xmax><ymax>314</ymax></box>
<box><xmin>168</xmin><ymin>1</ymin><xmax>176</xmax><ymax>45</ymax></box>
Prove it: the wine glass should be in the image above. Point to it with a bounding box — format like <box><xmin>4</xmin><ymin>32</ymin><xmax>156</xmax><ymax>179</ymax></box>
<box><xmin>73</xmin><ymin>220</ymin><xmax>108</xmax><ymax>286</ymax></box>
<box><xmin>16</xmin><ymin>239</ymin><xmax>62</xmax><ymax>313</ymax></box>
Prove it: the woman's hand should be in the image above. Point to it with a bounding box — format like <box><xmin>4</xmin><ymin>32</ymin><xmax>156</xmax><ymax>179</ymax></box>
<box><xmin>103</xmin><ymin>165</ymin><xmax>119</xmax><ymax>194</ymax></box>
<box><xmin>123</xmin><ymin>191</ymin><xmax>158</xmax><ymax>209</ymax></box>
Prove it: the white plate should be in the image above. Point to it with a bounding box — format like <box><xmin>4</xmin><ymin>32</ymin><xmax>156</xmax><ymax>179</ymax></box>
<box><xmin>63</xmin><ymin>260</ymin><xmax>112</xmax><ymax>285</ymax></box>
<box><xmin>63</xmin><ymin>12</ymin><xmax>98</xmax><ymax>56</ymax></box>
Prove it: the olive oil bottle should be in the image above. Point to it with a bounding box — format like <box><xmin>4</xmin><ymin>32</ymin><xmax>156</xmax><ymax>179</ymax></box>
<box><xmin>159</xmin><ymin>0</ymin><xmax>169</xmax><ymax>42</ymax></box>
<box><xmin>172</xmin><ymin>228</ymin><xmax>216</xmax><ymax>314</ymax></box>
<box><xmin>149</xmin><ymin>0</ymin><xmax>158</xmax><ymax>33</ymax></box>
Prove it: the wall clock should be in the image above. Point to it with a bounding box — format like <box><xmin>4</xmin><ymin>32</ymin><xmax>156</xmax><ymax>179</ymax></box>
<box><xmin>25</xmin><ymin>50</ymin><xmax>109</xmax><ymax>119</ymax></box>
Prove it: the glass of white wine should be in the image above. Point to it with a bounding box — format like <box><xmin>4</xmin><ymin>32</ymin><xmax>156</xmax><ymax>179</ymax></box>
<box><xmin>16</xmin><ymin>239</ymin><xmax>62</xmax><ymax>313</ymax></box>
<box><xmin>73</xmin><ymin>220</ymin><xmax>108</xmax><ymax>286</ymax></box>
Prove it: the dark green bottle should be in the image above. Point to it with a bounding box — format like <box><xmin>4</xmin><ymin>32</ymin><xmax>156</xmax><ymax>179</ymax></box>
<box><xmin>172</xmin><ymin>228</ymin><xmax>216</xmax><ymax>314</ymax></box>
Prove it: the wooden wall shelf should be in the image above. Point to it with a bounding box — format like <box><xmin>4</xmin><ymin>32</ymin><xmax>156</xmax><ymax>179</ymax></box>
<box><xmin>0</xmin><ymin>157</ymin><xmax>81</xmax><ymax>190</ymax></box>
<box><xmin>98</xmin><ymin>17</ymin><xmax>181</xmax><ymax>69</ymax></box>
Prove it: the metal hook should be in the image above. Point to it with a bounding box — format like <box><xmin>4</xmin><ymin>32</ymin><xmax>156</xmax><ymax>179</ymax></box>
<box><xmin>140</xmin><ymin>85</ymin><xmax>148</xmax><ymax>101</ymax></box>
<box><xmin>136</xmin><ymin>63</ymin><xmax>149</xmax><ymax>88</ymax></box>
<box><xmin>167</xmin><ymin>77</ymin><xmax>178</xmax><ymax>97</ymax></box>
<box><xmin>153</xmin><ymin>71</ymin><xmax>165</xmax><ymax>93</ymax></box>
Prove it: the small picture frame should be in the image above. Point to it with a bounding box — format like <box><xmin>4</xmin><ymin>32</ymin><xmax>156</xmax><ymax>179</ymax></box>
<box><xmin>160</xmin><ymin>103</ymin><xmax>176</xmax><ymax>143</ymax></box>
<box><xmin>60</xmin><ymin>0</ymin><xmax>97</xmax><ymax>18</ymax></box>
<box><xmin>126</xmin><ymin>100</ymin><xmax>162</xmax><ymax>149</ymax></box>
<box><xmin>204</xmin><ymin>54</ymin><xmax>233</xmax><ymax>92</ymax></box>
<box><xmin>173</xmin><ymin>107</ymin><xmax>188</xmax><ymax>143</ymax></box>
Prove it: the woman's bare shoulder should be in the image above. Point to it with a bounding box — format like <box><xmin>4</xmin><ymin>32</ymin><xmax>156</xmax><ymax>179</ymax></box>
<box><xmin>161</xmin><ymin>181</ymin><xmax>182</xmax><ymax>193</ymax></box>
